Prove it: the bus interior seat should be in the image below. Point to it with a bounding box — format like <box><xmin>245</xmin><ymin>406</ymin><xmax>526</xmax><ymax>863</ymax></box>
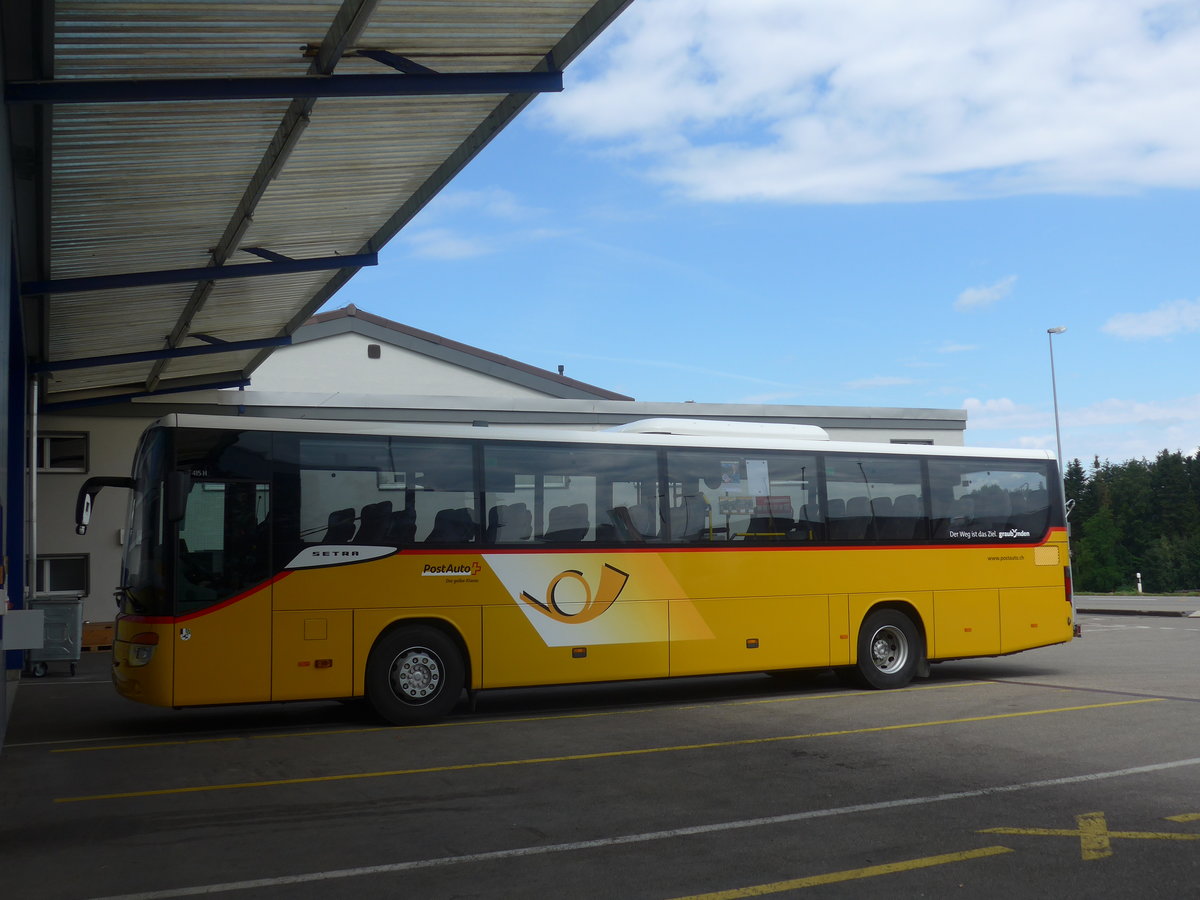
<box><xmin>353</xmin><ymin>500</ymin><xmax>393</xmax><ymax>544</ymax></box>
<box><xmin>670</xmin><ymin>493</ymin><xmax>709</xmax><ymax>540</ymax></box>
<box><xmin>545</xmin><ymin>503</ymin><xmax>590</xmax><ymax>542</ymax></box>
<box><xmin>608</xmin><ymin>506</ymin><xmax>644</xmax><ymax>541</ymax></box>
<box><xmin>869</xmin><ymin>496</ymin><xmax>893</xmax><ymax>539</ymax></box>
<box><xmin>796</xmin><ymin>503</ymin><xmax>822</xmax><ymax>524</ymax></box>
<box><xmin>385</xmin><ymin>507</ymin><xmax>417</xmax><ymax>544</ymax></box>
<box><xmin>881</xmin><ymin>493</ymin><xmax>924</xmax><ymax>539</ymax></box>
<box><xmin>971</xmin><ymin>491</ymin><xmax>1011</xmax><ymax>530</ymax></box>
<box><xmin>323</xmin><ymin>507</ymin><xmax>356</xmax><ymax>543</ymax></box>
<box><xmin>486</xmin><ymin>502</ymin><xmax>532</xmax><ymax>542</ymax></box>
<box><xmin>783</xmin><ymin>503</ymin><xmax>823</xmax><ymax>540</ymax></box>
<box><xmin>628</xmin><ymin>496</ymin><xmax>659</xmax><ymax>539</ymax></box>
<box><xmin>1011</xmin><ymin>489</ymin><xmax>1049</xmax><ymax>533</ymax></box>
<box><xmin>426</xmin><ymin>507</ymin><xmax>477</xmax><ymax>543</ymax></box>
<box><xmin>829</xmin><ymin>496</ymin><xmax>871</xmax><ymax>540</ymax></box>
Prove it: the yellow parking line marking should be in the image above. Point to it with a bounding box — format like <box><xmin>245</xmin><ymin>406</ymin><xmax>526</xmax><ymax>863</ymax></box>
<box><xmin>669</xmin><ymin>846</ymin><xmax>1014</xmax><ymax>899</ymax></box>
<box><xmin>52</xmin><ymin>737</ymin><xmax>246</xmax><ymax>752</ymax></box>
<box><xmin>1167</xmin><ymin>813</ymin><xmax>1200</xmax><ymax>822</ymax></box>
<box><xmin>1077</xmin><ymin>811</ymin><xmax>1114</xmax><ymax>860</ymax></box>
<box><xmin>981</xmin><ymin>810</ymin><xmax>1200</xmax><ymax>860</ymax></box>
<box><xmin>54</xmin><ymin>697</ymin><xmax>1160</xmax><ymax>803</ymax></box>
<box><xmin>50</xmin><ymin>728</ymin><xmax>391</xmax><ymax>753</ymax></box>
<box><xmin>47</xmin><ymin>679</ymin><xmax>994</xmax><ymax>754</ymax></box>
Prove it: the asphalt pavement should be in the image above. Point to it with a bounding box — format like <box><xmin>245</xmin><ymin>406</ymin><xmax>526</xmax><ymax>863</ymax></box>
<box><xmin>1074</xmin><ymin>593</ymin><xmax>1200</xmax><ymax>617</ymax></box>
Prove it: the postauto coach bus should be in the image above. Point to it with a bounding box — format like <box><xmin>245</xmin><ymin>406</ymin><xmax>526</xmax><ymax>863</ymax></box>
<box><xmin>75</xmin><ymin>415</ymin><xmax>1075</xmax><ymax>724</ymax></box>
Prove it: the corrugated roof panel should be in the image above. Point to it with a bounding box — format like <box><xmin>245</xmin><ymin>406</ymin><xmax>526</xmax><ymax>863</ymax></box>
<box><xmin>33</xmin><ymin>0</ymin><xmax>629</xmax><ymax>403</ymax></box>
<box><xmin>48</xmin><ymin>284</ymin><xmax>196</xmax><ymax>357</ymax></box>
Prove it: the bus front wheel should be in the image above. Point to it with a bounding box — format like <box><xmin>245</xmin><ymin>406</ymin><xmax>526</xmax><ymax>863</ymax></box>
<box><xmin>366</xmin><ymin>625</ymin><xmax>465</xmax><ymax>725</ymax></box>
<box><xmin>854</xmin><ymin>609</ymin><xmax>920</xmax><ymax>690</ymax></box>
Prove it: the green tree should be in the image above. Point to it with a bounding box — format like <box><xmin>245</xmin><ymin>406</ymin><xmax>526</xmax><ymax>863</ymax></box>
<box><xmin>1151</xmin><ymin>450</ymin><xmax>1200</xmax><ymax>541</ymax></box>
<box><xmin>1074</xmin><ymin>506</ymin><xmax>1131</xmax><ymax>592</ymax></box>
<box><xmin>1141</xmin><ymin>535</ymin><xmax>1190</xmax><ymax>593</ymax></box>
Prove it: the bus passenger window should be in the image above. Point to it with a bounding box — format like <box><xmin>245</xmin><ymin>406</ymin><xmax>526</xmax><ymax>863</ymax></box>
<box><xmin>292</xmin><ymin>435</ymin><xmax>475</xmax><ymax>547</ymax></box>
<box><xmin>824</xmin><ymin>455</ymin><xmax>925</xmax><ymax>543</ymax></box>
<box><xmin>667</xmin><ymin>449</ymin><xmax>818</xmax><ymax>542</ymax></box>
<box><xmin>482</xmin><ymin>442</ymin><xmax>658</xmax><ymax>545</ymax></box>
<box><xmin>927</xmin><ymin>460</ymin><xmax>1052</xmax><ymax>541</ymax></box>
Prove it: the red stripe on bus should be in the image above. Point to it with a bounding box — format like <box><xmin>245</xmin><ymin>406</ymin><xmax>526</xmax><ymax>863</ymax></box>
<box><xmin>118</xmin><ymin>570</ymin><xmax>293</xmax><ymax>625</ymax></box>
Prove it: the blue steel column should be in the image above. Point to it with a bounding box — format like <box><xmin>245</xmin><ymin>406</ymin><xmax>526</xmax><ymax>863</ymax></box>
<box><xmin>4</xmin><ymin>260</ymin><xmax>26</xmax><ymax>676</ymax></box>
<box><xmin>2</xmin><ymin>250</ymin><xmax>29</xmax><ymax>754</ymax></box>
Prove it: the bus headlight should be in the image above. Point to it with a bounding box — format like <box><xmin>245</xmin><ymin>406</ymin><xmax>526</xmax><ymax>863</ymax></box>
<box><xmin>128</xmin><ymin>632</ymin><xmax>159</xmax><ymax>667</ymax></box>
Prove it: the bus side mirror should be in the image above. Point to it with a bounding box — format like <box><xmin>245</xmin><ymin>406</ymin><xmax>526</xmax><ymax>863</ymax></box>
<box><xmin>75</xmin><ymin>476</ymin><xmax>134</xmax><ymax>535</ymax></box>
<box><xmin>165</xmin><ymin>471</ymin><xmax>192</xmax><ymax>524</ymax></box>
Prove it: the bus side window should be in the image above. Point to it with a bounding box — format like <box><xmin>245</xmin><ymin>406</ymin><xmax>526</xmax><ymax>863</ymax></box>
<box><xmin>482</xmin><ymin>442</ymin><xmax>658</xmax><ymax>546</ymax></box>
<box><xmin>927</xmin><ymin>460</ymin><xmax>1052</xmax><ymax>541</ymax></box>
<box><xmin>824</xmin><ymin>455</ymin><xmax>924</xmax><ymax>543</ymax></box>
<box><xmin>667</xmin><ymin>449</ymin><xmax>819</xmax><ymax>543</ymax></box>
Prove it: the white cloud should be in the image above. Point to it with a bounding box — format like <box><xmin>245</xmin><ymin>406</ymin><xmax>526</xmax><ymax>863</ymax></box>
<box><xmin>425</xmin><ymin>187</ymin><xmax>545</xmax><ymax>222</ymax></box>
<box><xmin>937</xmin><ymin>342</ymin><xmax>978</xmax><ymax>353</ymax></box>
<box><xmin>1101</xmin><ymin>297</ymin><xmax>1200</xmax><ymax>338</ymax></box>
<box><xmin>963</xmin><ymin>394</ymin><xmax>1200</xmax><ymax>462</ymax></box>
<box><xmin>399</xmin><ymin>189</ymin><xmax>565</xmax><ymax>260</ymax></box>
<box><xmin>962</xmin><ymin>396</ymin><xmax>1045</xmax><ymax>428</ymax></box>
<box><xmin>1067</xmin><ymin>394</ymin><xmax>1200</xmax><ymax>427</ymax></box>
<box><xmin>402</xmin><ymin>228</ymin><xmax>492</xmax><ymax>260</ymax></box>
<box><xmin>542</xmin><ymin>0</ymin><xmax>1200</xmax><ymax>203</ymax></box>
<box><xmin>954</xmin><ymin>275</ymin><xmax>1017</xmax><ymax>311</ymax></box>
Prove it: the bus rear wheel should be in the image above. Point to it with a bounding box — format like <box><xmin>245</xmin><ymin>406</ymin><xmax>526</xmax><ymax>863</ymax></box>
<box><xmin>854</xmin><ymin>609</ymin><xmax>920</xmax><ymax>689</ymax></box>
<box><xmin>366</xmin><ymin>625</ymin><xmax>465</xmax><ymax>725</ymax></box>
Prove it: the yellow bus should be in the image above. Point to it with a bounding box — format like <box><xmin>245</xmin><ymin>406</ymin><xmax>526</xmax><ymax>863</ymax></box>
<box><xmin>76</xmin><ymin>414</ymin><xmax>1075</xmax><ymax>724</ymax></box>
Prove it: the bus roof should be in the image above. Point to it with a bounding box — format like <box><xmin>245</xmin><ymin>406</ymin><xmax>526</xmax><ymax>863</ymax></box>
<box><xmin>154</xmin><ymin>413</ymin><xmax>1056</xmax><ymax>462</ymax></box>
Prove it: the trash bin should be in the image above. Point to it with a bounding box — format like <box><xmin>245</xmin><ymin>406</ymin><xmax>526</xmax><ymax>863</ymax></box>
<box><xmin>27</xmin><ymin>594</ymin><xmax>85</xmax><ymax>677</ymax></box>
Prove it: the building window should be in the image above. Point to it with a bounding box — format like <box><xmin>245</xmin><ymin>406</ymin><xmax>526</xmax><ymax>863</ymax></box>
<box><xmin>890</xmin><ymin>439</ymin><xmax>934</xmax><ymax>446</ymax></box>
<box><xmin>35</xmin><ymin>555</ymin><xmax>89</xmax><ymax>596</ymax></box>
<box><xmin>367</xmin><ymin>343</ymin><xmax>381</xmax><ymax>359</ymax></box>
<box><xmin>37</xmin><ymin>433</ymin><xmax>88</xmax><ymax>472</ymax></box>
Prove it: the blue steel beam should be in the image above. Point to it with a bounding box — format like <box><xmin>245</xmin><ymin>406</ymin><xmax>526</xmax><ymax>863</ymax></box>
<box><xmin>5</xmin><ymin>71</ymin><xmax>563</xmax><ymax>105</ymax></box>
<box><xmin>32</xmin><ymin>336</ymin><xmax>291</xmax><ymax>374</ymax></box>
<box><xmin>22</xmin><ymin>251</ymin><xmax>377</xmax><ymax>296</ymax></box>
<box><xmin>353</xmin><ymin>50</ymin><xmax>439</xmax><ymax>76</ymax></box>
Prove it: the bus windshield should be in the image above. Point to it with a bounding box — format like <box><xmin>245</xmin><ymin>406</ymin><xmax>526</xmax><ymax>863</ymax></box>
<box><xmin>121</xmin><ymin>427</ymin><xmax>170</xmax><ymax>616</ymax></box>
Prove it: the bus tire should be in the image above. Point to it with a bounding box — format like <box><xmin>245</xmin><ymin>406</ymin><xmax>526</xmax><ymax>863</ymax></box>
<box><xmin>366</xmin><ymin>625</ymin><xmax>465</xmax><ymax>725</ymax></box>
<box><xmin>854</xmin><ymin>609</ymin><xmax>920</xmax><ymax>690</ymax></box>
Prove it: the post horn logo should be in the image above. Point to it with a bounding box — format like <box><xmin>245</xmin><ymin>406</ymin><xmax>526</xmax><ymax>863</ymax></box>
<box><xmin>519</xmin><ymin>563</ymin><xmax>629</xmax><ymax>624</ymax></box>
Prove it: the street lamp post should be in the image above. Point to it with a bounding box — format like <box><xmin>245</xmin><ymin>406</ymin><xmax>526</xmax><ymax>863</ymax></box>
<box><xmin>1047</xmin><ymin>327</ymin><xmax>1067</xmax><ymax>467</ymax></box>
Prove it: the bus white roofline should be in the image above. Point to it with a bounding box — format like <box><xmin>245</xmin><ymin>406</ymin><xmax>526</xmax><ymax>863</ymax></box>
<box><xmin>606</xmin><ymin>418</ymin><xmax>830</xmax><ymax>441</ymax></box>
<box><xmin>153</xmin><ymin>413</ymin><xmax>1055</xmax><ymax>462</ymax></box>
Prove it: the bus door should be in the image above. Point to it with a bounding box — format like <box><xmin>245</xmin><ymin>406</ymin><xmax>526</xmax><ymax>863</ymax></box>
<box><xmin>172</xmin><ymin>479</ymin><xmax>273</xmax><ymax>706</ymax></box>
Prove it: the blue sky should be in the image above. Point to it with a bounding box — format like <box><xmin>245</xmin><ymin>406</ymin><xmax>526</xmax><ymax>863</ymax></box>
<box><xmin>330</xmin><ymin>0</ymin><xmax>1200</xmax><ymax>467</ymax></box>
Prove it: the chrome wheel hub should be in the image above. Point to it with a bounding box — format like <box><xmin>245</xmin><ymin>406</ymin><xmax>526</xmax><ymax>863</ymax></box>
<box><xmin>870</xmin><ymin>625</ymin><xmax>908</xmax><ymax>673</ymax></box>
<box><xmin>391</xmin><ymin>647</ymin><xmax>442</xmax><ymax>702</ymax></box>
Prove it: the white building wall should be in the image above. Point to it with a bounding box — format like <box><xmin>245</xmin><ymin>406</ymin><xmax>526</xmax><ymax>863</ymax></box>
<box><xmin>36</xmin><ymin>415</ymin><xmax>147</xmax><ymax>622</ymax></box>
<box><xmin>248</xmin><ymin>332</ymin><xmax>551</xmax><ymax>398</ymax></box>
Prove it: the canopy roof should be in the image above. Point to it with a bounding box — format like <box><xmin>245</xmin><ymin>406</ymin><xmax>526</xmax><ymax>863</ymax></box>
<box><xmin>4</xmin><ymin>0</ymin><xmax>629</xmax><ymax>408</ymax></box>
